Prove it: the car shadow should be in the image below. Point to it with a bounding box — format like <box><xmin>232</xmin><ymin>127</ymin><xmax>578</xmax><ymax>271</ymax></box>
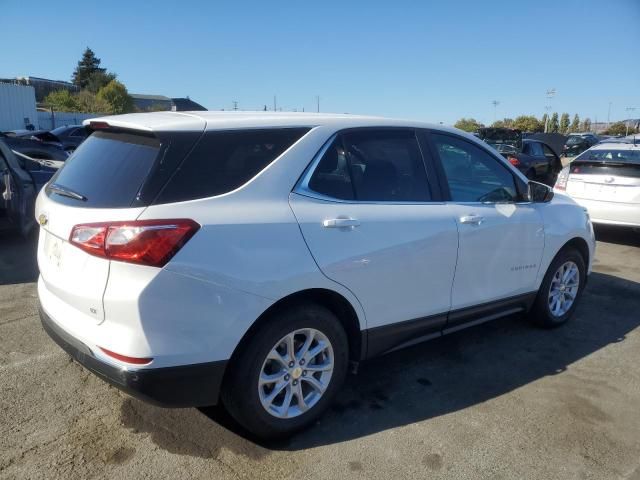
<box><xmin>0</xmin><ymin>230</ymin><xmax>39</xmax><ymax>285</ymax></box>
<box><xmin>194</xmin><ymin>271</ymin><xmax>640</xmax><ymax>450</ymax></box>
<box><xmin>594</xmin><ymin>225</ymin><xmax>640</xmax><ymax>247</ymax></box>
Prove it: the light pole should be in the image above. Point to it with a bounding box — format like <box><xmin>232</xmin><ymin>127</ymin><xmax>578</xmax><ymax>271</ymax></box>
<box><xmin>492</xmin><ymin>100</ymin><xmax>500</xmax><ymax>124</ymax></box>
<box><xmin>316</xmin><ymin>95</ymin><xmax>320</xmax><ymax>113</ymax></box>
<box><xmin>626</xmin><ymin>107</ymin><xmax>637</xmax><ymax>136</ymax></box>
<box><xmin>607</xmin><ymin>101</ymin><xmax>612</xmax><ymax>129</ymax></box>
<box><xmin>545</xmin><ymin>88</ymin><xmax>556</xmax><ymax>133</ymax></box>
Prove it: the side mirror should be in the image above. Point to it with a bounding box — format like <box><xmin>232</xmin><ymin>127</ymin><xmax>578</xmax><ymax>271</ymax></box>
<box><xmin>528</xmin><ymin>180</ymin><xmax>554</xmax><ymax>203</ymax></box>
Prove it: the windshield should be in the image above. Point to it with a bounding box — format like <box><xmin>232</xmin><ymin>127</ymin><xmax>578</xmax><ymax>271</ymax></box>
<box><xmin>575</xmin><ymin>148</ymin><xmax>640</xmax><ymax>163</ymax></box>
<box><xmin>51</xmin><ymin>126</ymin><xmax>79</xmax><ymax>135</ymax></box>
<box><xmin>566</xmin><ymin>136</ymin><xmax>586</xmax><ymax>145</ymax></box>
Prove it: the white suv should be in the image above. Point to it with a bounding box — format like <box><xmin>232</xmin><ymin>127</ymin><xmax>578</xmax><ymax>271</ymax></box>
<box><xmin>36</xmin><ymin>112</ymin><xmax>595</xmax><ymax>438</ymax></box>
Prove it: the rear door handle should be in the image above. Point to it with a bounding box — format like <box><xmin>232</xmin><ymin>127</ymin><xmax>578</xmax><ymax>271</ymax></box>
<box><xmin>323</xmin><ymin>218</ymin><xmax>360</xmax><ymax>228</ymax></box>
<box><xmin>459</xmin><ymin>214</ymin><xmax>484</xmax><ymax>225</ymax></box>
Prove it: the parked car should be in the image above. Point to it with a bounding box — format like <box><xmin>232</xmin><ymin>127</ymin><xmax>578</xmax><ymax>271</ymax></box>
<box><xmin>0</xmin><ymin>138</ymin><xmax>63</xmax><ymax>235</ymax></box>
<box><xmin>0</xmin><ymin>131</ymin><xmax>68</xmax><ymax>162</ymax></box>
<box><xmin>49</xmin><ymin>125</ymin><xmax>89</xmax><ymax>153</ymax></box>
<box><xmin>555</xmin><ymin>141</ymin><xmax>640</xmax><ymax>227</ymax></box>
<box><xmin>562</xmin><ymin>133</ymin><xmax>599</xmax><ymax>157</ymax></box>
<box><xmin>37</xmin><ymin>112</ymin><xmax>595</xmax><ymax>438</ymax></box>
<box><xmin>478</xmin><ymin>127</ymin><xmax>562</xmax><ymax>183</ymax></box>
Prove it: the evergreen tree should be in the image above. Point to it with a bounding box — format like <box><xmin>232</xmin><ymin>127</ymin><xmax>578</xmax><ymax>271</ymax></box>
<box><xmin>72</xmin><ymin>47</ymin><xmax>106</xmax><ymax>89</ymax></box>
<box><xmin>559</xmin><ymin>113</ymin><xmax>570</xmax><ymax>134</ymax></box>
<box><xmin>569</xmin><ymin>114</ymin><xmax>580</xmax><ymax>133</ymax></box>
<box><xmin>549</xmin><ymin>112</ymin><xmax>559</xmax><ymax>133</ymax></box>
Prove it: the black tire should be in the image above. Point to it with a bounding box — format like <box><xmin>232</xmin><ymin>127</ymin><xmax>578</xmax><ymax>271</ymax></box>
<box><xmin>529</xmin><ymin>247</ymin><xmax>586</xmax><ymax>328</ymax></box>
<box><xmin>221</xmin><ymin>303</ymin><xmax>349</xmax><ymax>439</ymax></box>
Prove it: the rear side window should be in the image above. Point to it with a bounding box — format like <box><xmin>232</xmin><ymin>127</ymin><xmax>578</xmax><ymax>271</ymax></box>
<box><xmin>47</xmin><ymin>131</ymin><xmax>161</xmax><ymax>208</ymax></box>
<box><xmin>155</xmin><ymin>128</ymin><xmax>309</xmax><ymax>203</ymax></box>
<box><xmin>308</xmin><ymin>129</ymin><xmax>431</xmax><ymax>202</ymax></box>
<box><xmin>527</xmin><ymin>142</ymin><xmax>544</xmax><ymax>156</ymax></box>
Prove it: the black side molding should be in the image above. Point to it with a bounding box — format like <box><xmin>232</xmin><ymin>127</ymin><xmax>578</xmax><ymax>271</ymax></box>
<box><xmin>40</xmin><ymin>306</ymin><xmax>227</xmax><ymax>408</ymax></box>
<box><xmin>364</xmin><ymin>292</ymin><xmax>537</xmax><ymax>358</ymax></box>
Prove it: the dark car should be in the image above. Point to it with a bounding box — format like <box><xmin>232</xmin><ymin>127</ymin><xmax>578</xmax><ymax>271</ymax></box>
<box><xmin>49</xmin><ymin>125</ymin><xmax>89</xmax><ymax>153</ymax></box>
<box><xmin>0</xmin><ymin>131</ymin><xmax>68</xmax><ymax>162</ymax></box>
<box><xmin>1</xmin><ymin>138</ymin><xmax>64</xmax><ymax>235</ymax></box>
<box><xmin>478</xmin><ymin>128</ymin><xmax>562</xmax><ymax>184</ymax></box>
<box><xmin>562</xmin><ymin>134</ymin><xmax>599</xmax><ymax>157</ymax></box>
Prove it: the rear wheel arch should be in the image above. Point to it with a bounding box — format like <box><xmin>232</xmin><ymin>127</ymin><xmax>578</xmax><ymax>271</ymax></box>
<box><xmin>227</xmin><ymin>288</ymin><xmax>363</xmax><ymax>371</ymax></box>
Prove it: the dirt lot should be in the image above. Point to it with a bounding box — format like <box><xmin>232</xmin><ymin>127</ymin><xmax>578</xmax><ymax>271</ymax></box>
<box><xmin>1</xmin><ymin>226</ymin><xmax>639</xmax><ymax>480</ymax></box>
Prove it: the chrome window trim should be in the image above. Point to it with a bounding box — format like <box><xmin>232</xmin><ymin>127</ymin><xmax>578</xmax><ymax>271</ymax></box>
<box><xmin>293</xmin><ymin>132</ymin><xmax>445</xmax><ymax>206</ymax></box>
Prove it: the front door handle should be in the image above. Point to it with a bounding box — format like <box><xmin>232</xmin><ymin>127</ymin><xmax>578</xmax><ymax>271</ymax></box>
<box><xmin>459</xmin><ymin>214</ymin><xmax>484</xmax><ymax>225</ymax></box>
<box><xmin>323</xmin><ymin>218</ymin><xmax>360</xmax><ymax>228</ymax></box>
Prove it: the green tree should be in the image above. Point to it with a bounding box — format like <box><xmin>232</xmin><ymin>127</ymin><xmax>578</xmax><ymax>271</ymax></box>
<box><xmin>86</xmin><ymin>70</ymin><xmax>117</xmax><ymax>94</ymax></box>
<box><xmin>96</xmin><ymin>80</ymin><xmax>134</xmax><ymax>114</ymax></box>
<box><xmin>559</xmin><ymin>113</ymin><xmax>570</xmax><ymax>134</ymax></box>
<box><xmin>549</xmin><ymin>112</ymin><xmax>559</xmax><ymax>133</ymax></box>
<box><xmin>492</xmin><ymin>118</ymin><xmax>514</xmax><ymax>128</ymax></box>
<box><xmin>43</xmin><ymin>90</ymin><xmax>79</xmax><ymax>112</ymax></box>
<box><xmin>569</xmin><ymin>114</ymin><xmax>580</xmax><ymax>133</ymax></box>
<box><xmin>454</xmin><ymin>117</ymin><xmax>483</xmax><ymax>132</ymax></box>
<box><xmin>581</xmin><ymin>118</ymin><xmax>592</xmax><ymax>132</ymax></box>
<box><xmin>603</xmin><ymin>121</ymin><xmax>629</xmax><ymax>136</ymax></box>
<box><xmin>72</xmin><ymin>47</ymin><xmax>106</xmax><ymax>89</ymax></box>
<box><xmin>512</xmin><ymin>115</ymin><xmax>544</xmax><ymax>132</ymax></box>
<box><xmin>75</xmin><ymin>90</ymin><xmax>112</xmax><ymax>113</ymax></box>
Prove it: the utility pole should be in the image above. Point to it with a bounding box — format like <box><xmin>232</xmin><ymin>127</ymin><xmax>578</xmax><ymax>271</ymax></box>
<box><xmin>316</xmin><ymin>95</ymin><xmax>320</xmax><ymax>113</ymax></box>
<box><xmin>273</xmin><ymin>95</ymin><xmax>277</xmax><ymax>112</ymax></box>
<box><xmin>626</xmin><ymin>107</ymin><xmax>637</xmax><ymax>136</ymax></box>
<box><xmin>232</xmin><ymin>101</ymin><xmax>238</xmax><ymax>111</ymax></box>
<box><xmin>607</xmin><ymin>102</ymin><xmax>612</xmax><ymax>129</ymax></box>
<box><xmin>491</xmin><ymin>100</ymin><xmax>500</xmax><ymax>124</ymax></box>
<box><xmin>544</xmin><ymin>88</ymin><xmax>556</xmax><ymax>133</ymax></box>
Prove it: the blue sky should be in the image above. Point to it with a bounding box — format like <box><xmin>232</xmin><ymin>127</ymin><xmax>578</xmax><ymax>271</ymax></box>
<box><xmin>1</xmin><ymin>0</ymin><xmax>638</xmax><ymax>125</ymax></box>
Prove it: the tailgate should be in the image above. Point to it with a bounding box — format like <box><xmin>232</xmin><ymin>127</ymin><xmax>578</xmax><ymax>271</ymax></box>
<box><xmin>567</xmin><ymin>162</ymin><xmax>640</xmax><ymax>204</ymax></box>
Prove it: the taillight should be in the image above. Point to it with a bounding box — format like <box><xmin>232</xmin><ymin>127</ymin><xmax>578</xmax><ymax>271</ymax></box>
<box><xmin>99</xmin><ymin>347</ymin><xmax>152</xmax><ymax>365</ymax></box>
<box><xmin>508</xmin><ymin>156</ymin><xmax>520</xmax><ymax>166</ymax></box>
<box><xmin>70</xmin><ymin>219</ymin><xmax>200</xmax><ymax>267</ymax></box>
<box><xmin>555</xmin><ymin>166</ymin><xmax>570</xmax><ymax>190</ymax></box>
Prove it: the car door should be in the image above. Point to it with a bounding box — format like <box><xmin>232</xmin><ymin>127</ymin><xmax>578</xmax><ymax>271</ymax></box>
<box><xmin>290</xmin><ymin>129</ymin><xmax>459</xmax><ymax>354</ymax></box>
<box><xmin>426</xmin><ymin>131</ymin><xmax>545</xmax><ymax>320</ymax></box>
<box><xmin>542</xmin><ymin>143</ymin><xmax>561</xmax><ymax>176</ymax></box>
<box><xmin>525</xmin><ymin>141</ymin><xmax>548</xmax><ymax>176</ymax></box>
<box><xmin>0</xmin><ymin>141</ymin><xmax>36</xmax><ymax>235</ymax></box>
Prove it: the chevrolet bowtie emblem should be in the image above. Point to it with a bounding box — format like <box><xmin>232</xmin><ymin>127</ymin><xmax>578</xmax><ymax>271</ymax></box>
<box><xmin>38</xmin><ymin>214</ymin><xmax>48</xmax><ymax>226</ymax></box>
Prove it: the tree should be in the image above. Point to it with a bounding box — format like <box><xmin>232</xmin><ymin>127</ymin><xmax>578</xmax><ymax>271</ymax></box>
<box><xmin>43</xmin><ymin>90</ymin><xmax>79</xmax><ymax>112</ymax></box>
<box><xmin>512</xmin><ymin>115</ymin><xmax>544</xmax><ymax>132</ymax></box>
<box><xmin>75</xmin><ymin>90</ymin><xmax>112</xmax><ymax>113</ymax></box>
<box><xmin>86</xmin><ymin>70</ymin><xmax>117</xmax><ymax>94</ymax></box>
<box><xmin>549</xmin><ymin>112</ymin><xmax>559</xmax><ymax>133</ymax></box>
<box><xmin>603</xmin><ymin>121</ymin><xmax>629</xmax><ymax>136</ymax></box>
<box><xmin>559</xmin><ymin>113</ymin><xmax>570</xmax><ymax>134</ymax></box>
<box><xmin>72</xmin><ymin>47</ymin><xmax>106</xmax><ymax>89</ymax></box>
<box><xmin>96</xmin><ymin>80</ymin><xmax>134</xmax><ymax>114</ymax></box>
<box><xmin>454</xmin><ymin>117</ymin><xmax>483</xmax><ymax>132</ymax></box>
<box><xmin>492</xmin><ymin>118</ymin><xmax>514</xmax><ymax>128</ymax></box>
<box><xmin>581</xmin><ymin>118</ymin><xmax>592</xmax><ymax>132</ymax></box>
<box><xmin>541</xmin><ymin>113</ymin><xmax>548</xmax><ymax>131</ymax></box>
<box><xmin>569</xmin><ymin>114</ymin><xmax>580</xmax><ymax>133</ymax></box>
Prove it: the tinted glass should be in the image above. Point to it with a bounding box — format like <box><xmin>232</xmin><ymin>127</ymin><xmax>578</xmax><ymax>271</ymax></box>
<box><xmin>156</xmin><ymin>128</ymin><xmax>309</xmax><ymax>203</ymax></box>
<box><xmin>528</xmin><ymin>142</ymin><xmax>544</xmax><ymax>156</ymax></box>
<box><xmin>47</xmin><ymin>131</ymin><xmax>161</xmax><ymax>208</ymax></box>
<box><xmin>432</xmin><ymin>134</ymin><xmax>518</xmax><ymax>203</ymax></box>
<box><xmin>308</xmin><ymin>138</ymin><xmax>354</xmax><ymax>200</ymax></box>
<box><xmin>542</xmin><ymin>144</ymin><xmax>556</xmax><ymax>157</ymax></box>
<box><xmin>566</xmin><ymin>136</ymin><xmax>585</xmax><ymax>145</ymax></box>
<box><xmin>575</xmin><ymin>148</ymin><xmax>640</xmax><ymax>163</ymax></box>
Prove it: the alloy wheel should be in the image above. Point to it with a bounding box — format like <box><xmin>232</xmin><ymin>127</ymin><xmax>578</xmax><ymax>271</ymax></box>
<box><xmin>548</xmin><ymin>261</ymin><xmax>580</xmax><ymax>317</ymax></box>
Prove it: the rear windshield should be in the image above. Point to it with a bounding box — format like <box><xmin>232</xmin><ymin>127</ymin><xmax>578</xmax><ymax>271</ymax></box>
<box><xmin>566</xmin><ymin>136</ymin><xmax>587</xmax><ymax>145</ymax></box>
<box><xmin>154</xmin><ymin>128</ymin><xmax>309</xmax><ymax>204</ymax></box>
<box><xmin>575</xmin><ymin>148</ymin><xmax>640</xmax><ymax>163</ymax></box>
<box><xmin>46</xmin><ymin>131</ymin><xmax>161</xmax><ymax>208</ymax></box>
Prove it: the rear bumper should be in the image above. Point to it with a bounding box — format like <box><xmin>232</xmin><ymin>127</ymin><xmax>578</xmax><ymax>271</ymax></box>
<box><xmin>39</xmin><ymin>306</ymin><xmax>227</xmax><ymax>407</ymax></box>
<box><xmin>572</xmin><ymin>197</ymin><xmax>640</xmax><ymax>227</ymax></box>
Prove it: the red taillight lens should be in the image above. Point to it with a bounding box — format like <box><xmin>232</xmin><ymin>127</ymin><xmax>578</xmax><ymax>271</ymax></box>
<box><xmin>89</xmin><ymin>121</ymin><xmax>110</xmax><ymax>130</ymax></box>
<box><xmin>507</xmin><ymin>156</ymin><xmax>520</xmax><ymax>166</ymax></box>
<box><xmin>99</xmin><ymin>347</ymin><xmax>152</xmax><ymax>365</ymax></box>
<box><xmin>70</xmin><ymin>219</ymin><xmax>200</xmax><ymax>267</ymax></box>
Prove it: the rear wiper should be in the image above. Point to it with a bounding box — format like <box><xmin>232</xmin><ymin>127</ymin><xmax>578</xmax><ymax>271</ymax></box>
<box><xmin>48</xmin><ymin>183</ymin><xmax>87</xmax><ymax>201</ymax></box>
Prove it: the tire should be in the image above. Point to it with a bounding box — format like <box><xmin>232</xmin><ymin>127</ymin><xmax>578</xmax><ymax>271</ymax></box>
<box><xmin>221</xmin><ymin>303</ymin><xmax>349</xmax><ymax>439</ymax></box>
<box><xmin>529</xmin><ymin>247</ymin><xmax>586</xmax><ymax>328</ymax></box>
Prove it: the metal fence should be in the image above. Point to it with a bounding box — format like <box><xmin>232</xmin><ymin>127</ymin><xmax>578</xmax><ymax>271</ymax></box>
<box><xmin>37</xmin><ymin>111</ymin><xmax>101</xmax><ymax>130</ymax></box>
<box><xmin>0</xmin><ymin>83</ymin><xmax>38</xmax><ymax>131</ymax></box>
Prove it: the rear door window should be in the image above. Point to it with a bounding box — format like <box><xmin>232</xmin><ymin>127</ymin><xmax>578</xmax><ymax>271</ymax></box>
<box><xmin>47</xmin><ymin>131</ymin><xmax>161</xmax><ymax>208</ymax></box>
<box><xmin>155</xmin><ymin>128</ymin><xmax>309</xmax><ymax>203</ymax></box>
<box><xmin>528</xmin><ymin>142</ymin><xmax>544</xmax><ymax>156</ymax></box>
<box><xmin>307</xmin><ymin>129</ymin><xmax>431</xmax><ymax>202</ymax></box>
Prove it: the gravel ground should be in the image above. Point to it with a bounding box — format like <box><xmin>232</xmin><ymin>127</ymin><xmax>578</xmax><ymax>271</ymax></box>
<box><xmin>1</xmin><ymin>226</ymin><xmax>639</xmax><ymax>480</ymax></box>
